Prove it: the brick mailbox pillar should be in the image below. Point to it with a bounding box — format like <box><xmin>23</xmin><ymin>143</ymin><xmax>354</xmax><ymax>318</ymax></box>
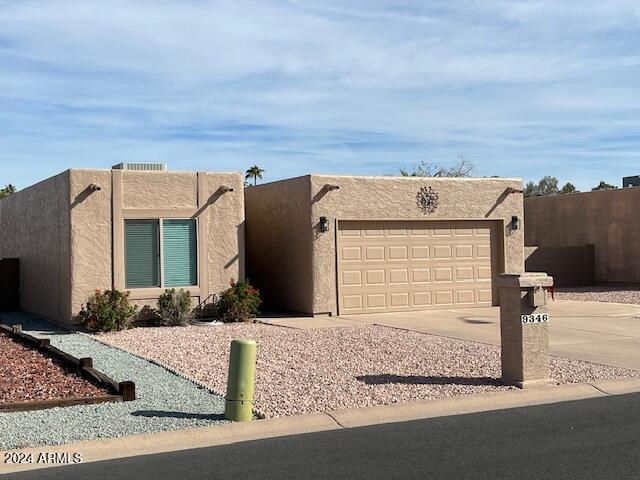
<box><xmin>496</xmin><ymin>272</ymin><xmax>554</xmax><ymax>388</ymax></box>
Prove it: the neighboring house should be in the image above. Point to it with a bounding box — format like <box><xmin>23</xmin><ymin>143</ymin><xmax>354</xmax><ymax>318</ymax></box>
<box><xmin>623</xmin><ymin>175</ymin><xmax>640</xmax><ymax>188</ymax></box>
<box><xmin>525</xmin><ymin>187</ymin><xmax>640</xmax><ymax>285</ymax></box>
<box><xmin>0</xmin><ymin>165</ymin><xmax>244</xmax><ymax>325</ymax></box>
<box><xmin>246</xmin><ymin>174</ymin><xmax>524</xmax><ymax>316</ymax></box>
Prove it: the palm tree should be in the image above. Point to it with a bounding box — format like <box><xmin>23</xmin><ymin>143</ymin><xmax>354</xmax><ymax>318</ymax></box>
<box><xmin>0</xmin><ymin>184</ymin><xmax>17</xmax><ymax>200</ymax></box>
<box><xmin>245</xmin><ymin>165</ymin><xmax>265</xmax><ymax>186</ymax></box>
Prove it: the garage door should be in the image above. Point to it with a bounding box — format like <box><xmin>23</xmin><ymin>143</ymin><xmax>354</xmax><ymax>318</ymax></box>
<box><xmin>337</xmin><ymin>220</ymin><xmax>498</xmax><ymax>314</ymax></box>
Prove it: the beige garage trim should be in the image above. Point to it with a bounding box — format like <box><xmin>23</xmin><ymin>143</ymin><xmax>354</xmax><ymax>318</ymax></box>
<box><xmin>337</xmin><ymin>220</ymin><xmax>502</xmax><ymax>315</ymax></box>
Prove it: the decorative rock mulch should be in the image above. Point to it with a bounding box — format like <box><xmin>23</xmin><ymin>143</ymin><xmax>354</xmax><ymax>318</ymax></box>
<box><xmin>0</xmin><ymin>312</ymin><xmax>228</xmax><ymax>451</ymax></box>
<box><xmin>555</xmin><ymin>286</ymin><xmax>640</xmax><ymax>305</ymax></box>
<box><xmin>96</xmin><ymin>323</ymin><xmax>640</xmax><ymax>418</ymax></box>
<box><xmin>0</xmin><ymin>332</ymin><xmax>108</xmax><ymax>404</ymax></box>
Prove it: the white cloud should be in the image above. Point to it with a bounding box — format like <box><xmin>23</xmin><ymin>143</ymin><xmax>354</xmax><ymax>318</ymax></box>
<box><xmin>0</xmin><ymin>0</ymin><xmax>639</xmax><ymax>190</ymax></box>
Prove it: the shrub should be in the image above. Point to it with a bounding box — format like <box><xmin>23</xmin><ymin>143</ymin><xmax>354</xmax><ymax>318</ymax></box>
<box><xmin>157</xmin><ymin>288</ymin><xmax>192</xmax><ymax>326</ymax></box>
<box><xmin>216</xmin><ymin>280</ymin><xmax>261</xmax><ymax>323</ymax></box>
<box><xmin>79</xmin><ymin>289</ymin><xmax>138</xmax><ymax>332</ymax></box>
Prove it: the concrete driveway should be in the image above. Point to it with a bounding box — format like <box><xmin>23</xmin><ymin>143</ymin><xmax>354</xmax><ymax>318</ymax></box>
<box><xmin>340</xmin><ymin>301</ymin><xmax>640</xmax><ymax>371</ymax></box>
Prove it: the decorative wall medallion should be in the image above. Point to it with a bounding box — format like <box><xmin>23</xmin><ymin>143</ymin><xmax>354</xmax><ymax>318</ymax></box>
<box><xmin>416</xmin><ymin>186</ymin><xmax>439</xmax><ymax>214</ymax></box>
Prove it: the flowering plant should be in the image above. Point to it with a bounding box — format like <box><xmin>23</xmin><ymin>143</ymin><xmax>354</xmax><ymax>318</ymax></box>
<box><xmin>216</xmin><ymin>280</ymin><xmax>261</xmax><ymax>323</ymax></box>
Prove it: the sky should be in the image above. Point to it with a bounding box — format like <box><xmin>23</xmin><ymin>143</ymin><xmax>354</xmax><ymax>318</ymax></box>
<box><xmin>1</xmin><ymin>0</ymin><xmax>639</xmax><ymax>191</ymax></box>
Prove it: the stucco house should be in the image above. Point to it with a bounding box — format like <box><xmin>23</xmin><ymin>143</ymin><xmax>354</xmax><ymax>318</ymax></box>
<box><xmin>246</xmin><ymin>174</ymin><xmax>525</xmax><ymax>316</ymax></box>
<box><xmin>0</xmin><ymin>166</ymin><xmax>245</xmax><ymax>325</ymax></box>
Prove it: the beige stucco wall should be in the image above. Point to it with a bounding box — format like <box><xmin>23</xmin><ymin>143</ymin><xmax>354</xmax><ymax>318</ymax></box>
<box><xmin>69</xmin><ymin>170</ymin><xmax>113</xmax><ymax>317</ymax></box>
<box><xmin>0</xmin><ymin>171</ymin><xmax>72</xmax><ymax>322</ymax></box>
<box><xmin>67</xmin><ymin>169</ymin><xmax>245</xmax><ymax>323</ymax></box>
<box><xmin>310</xmin><ymin>175</ymin><xmax>524</xmax><ymax>315</ymax></box>
<box><xmin>245</xmin><ymin>176</ymin><xmax>313</xmax><ymax>313</ymax></box>
<box><xmin>245</xmin><ymin>174</ymin><xmax>524</xmax><ymax>316</ymax></box>
<box><xmin>525</xmin><ymin>188</ymin><xmax>640</xmax><ymax>283</ymax></box>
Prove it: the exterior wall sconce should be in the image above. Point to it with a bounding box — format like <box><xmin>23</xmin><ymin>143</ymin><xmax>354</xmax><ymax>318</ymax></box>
<box><xmin>89</xmin><ymin>183</ymin><xmax>102</xmax><ymax>191</ymax></box>
<box><xmin>220</xmin><ymin>185</ymin><xmax>234</xmax><ymax>193</ymax></box>
<box><xmin>319</xmin><ymin>216</ymin><xmax>330</xmax><ymax>232</ymax></box>
<box><xmin>511</xmin><ymin>215</ymin><xmax>520</xmax><ymax>230</ymax></box>
<box><xmin>323</xmin><ymin>184</ymin><xmax>340</xmax><ymax>191</ymax></box>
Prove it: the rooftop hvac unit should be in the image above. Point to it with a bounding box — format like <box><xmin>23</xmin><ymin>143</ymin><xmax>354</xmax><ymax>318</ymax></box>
<box><xmin>112</xmin><ymin>163</ymin><xmax>167</xmax><ymax>171</ymax></box>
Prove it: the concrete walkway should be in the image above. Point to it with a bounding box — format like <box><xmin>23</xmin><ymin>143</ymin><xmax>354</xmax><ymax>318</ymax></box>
<box><xmin>340</xmin><ymin>300</ymin><xmax>640</xmax><ymax>371</ymax></box>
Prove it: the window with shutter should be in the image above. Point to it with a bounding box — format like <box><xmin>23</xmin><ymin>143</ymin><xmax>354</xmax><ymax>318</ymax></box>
<box><xmin>124</xmin><ymin>220</ymin><xmax>160</xmax><ymax>288</ymax></box>
<box><xmin>162</xmin><ymin>219</ymin><xmax>198</xmax><ymax>287</ymax></box>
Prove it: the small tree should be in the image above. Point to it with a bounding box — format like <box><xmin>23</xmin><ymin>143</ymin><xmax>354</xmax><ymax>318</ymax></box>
<box><xmin>523</xmin><ymin>181</ymin><xmax>538</xmax><ymax>197</ymax></box>
<box><xmin>560</xmin><ymin>182</ymin><xmax>578</xmax><ymax>194</ymax></box>
<box><xmin>216</xmin><ymin>280</ymin><xmax>261</xmax><ymax>323</ymax></box>
<box><xmin>592</xmin><ymin>180</ymin><xmax>617</xmax><ymax>191</ymax></box>
<box><xmin>537</xmin><ymin>176</ymin><xmax>559</xmax><ymax>196</ymax></box>
<box><xmin>524</xmin><ymin>176</ymin><xmax>561</xmax><ymax>197</ymax></box>
<box><xmin>400</xmin><ymin>155</ymin><xmax>474</xmax><ymax>178</ymax></box>
<box><xmin>0</xmin><ymin>184</ymin><xmax>17</xmax><ymax>200</ymax></box>
<box><xmin>245</xmin><ymin>165</ymin><xmax>265</xmax><ymax>186</ymax></box>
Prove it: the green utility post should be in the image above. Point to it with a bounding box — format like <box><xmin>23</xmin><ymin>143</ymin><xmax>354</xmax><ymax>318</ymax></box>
<box><xmin>225</xmin><ymin>339</ymin><xmax>257</xmax><ymax>422</ymax></box>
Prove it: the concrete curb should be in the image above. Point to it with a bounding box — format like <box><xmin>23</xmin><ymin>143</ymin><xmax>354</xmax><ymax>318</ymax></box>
<box><xmin>3</xmin><ymin>377</ymin><xmax>640</xmax><ymax>475</ymax></box>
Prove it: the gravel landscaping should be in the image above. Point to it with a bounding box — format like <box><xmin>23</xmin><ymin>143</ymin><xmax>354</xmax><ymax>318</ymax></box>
<box><xmin>96</xmin><ymin>323</ymin><xmax>640</xmax><ymax>418</ymax></box>
<box><xmin>556</xmin><ymin>286</ymin><xmax>640</xmax><ymax>305</ymax></box>
<box><xmin>0</xmin><ymin>332</ymin><xmax>108</xmax><ymax>404</ymax></box>
<box><xmin>0</xmin><ymin>313</ymin><xmax>227</xmax><ymax>450</ymax></box>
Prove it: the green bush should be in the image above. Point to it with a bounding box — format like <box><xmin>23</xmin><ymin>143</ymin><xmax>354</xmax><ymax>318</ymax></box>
<box><xmin>157</xmin><ymin>288</ymin><xmax>192</xmax><ymax>326</ymax></box>
<box><xmin>216</xmin><ymin>280</ymin><xmax>261</xmax><ymax>323</ymax></box>
<box><xmin>79</xmin><ymin>289</ymin><xmax>138</xmax><ymax>332</ymax></box>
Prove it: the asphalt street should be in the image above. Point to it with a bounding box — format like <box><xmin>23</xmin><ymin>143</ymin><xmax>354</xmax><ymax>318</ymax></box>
<box><xmin>5</xmin><ymin>393</ymin><xmax>640</xmax><ymax>480</ymax></box>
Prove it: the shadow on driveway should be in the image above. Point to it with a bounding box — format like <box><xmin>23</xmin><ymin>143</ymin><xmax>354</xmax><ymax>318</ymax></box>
<box><xmin>356</xmin><ymin>374</ymin><xmax>501</xmax><ymax>387</ymax></box>
<box><xmin>462</xmin><ymin>318</ymin><xmax>494</xmax><ymax>325</ymax></box>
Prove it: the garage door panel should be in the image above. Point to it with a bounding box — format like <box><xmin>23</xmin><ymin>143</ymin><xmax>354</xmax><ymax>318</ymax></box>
<box><xmin>342</xmin><ymin>270</ymin><xmax>362</xmax><ymax>286</ymax></box>
<box><xmin>411</xmin><ymin>246</ymin><xmax>430</xmax><ymax>259</ymax></box>
<box><xmin>477</xmin><ymin>289</ymin><xmax>493</xmax><ymax>303</ymax></box>
<box><xmin>433</xmin><ymin>245</ymin><xmax>453</xmax><ymax>259</ymax></box>
<box><xmin>413</xmin><ymin>291</ymin><xmax>432</xmax><ymax>306</ymax></box>
<box><xmin>434</xmin><ymin>290</ymin><xmax>454</xmax><ymax>305</ymax></box>
<box><xmin>338</xmin><ymin>220</ymin><xmax>498</xmax><ymax>314</ymax></box>
<box><xmin>455</xmin><ymin>266</ymin><xmax>475</xmax><ymax>281</ymax></box>
<box><xmin>477</xmin><ymin>244</ymin><xmax>491</xmax><ymax>258</ymax></box>
<box><xmin>455</xmin><ymin>244</ymin><xmax>474</xmax><ymax>259</ymax></box>
<box><xmin>365</xmin><ymin>269</ymin><xmax>385</xmax><ymax>285</ymax></box>
<box><xmin>477</xmin><ymin>265</ymin><xmax>492</xmax><ymax>280</ymax></box>
<box><xmin>388</xmin><ymin>246</ymin><xmax>408</xmax><ymax>260</ymax></box>
<box><xmin>342</xmin><ymin>294</ymin><xmax>363</xmax><ymax>311</ymax></box>
<box><xmin>364</xmin><ymin>246</ymin><xmax>385</xmax><ymax>261</ymax></box>
<box><xmin>457</xmin><ymin>290</ymin><xmax>475</xmax><ymax>304</ymax></box>
<box><xmin>341</xmin><ymin>246</ymin><xmax>362</xmax><ymax>261</ymax></box>
<box><xmin>389</xmin><ymin>268</ymin><xmax>409</xmax><ymax>284</ymax></box>
<box><xmin>390</xmin><ymin>292</ymin><xmax>410</xmax><ymax>307</ymax></box>
<box><xmin>340</xmin><ymin>229</ymin><xmax>362</xmax><ymax>238</ymax></box>
<box><xmin>433</xmin><ymin>267</ymin><xmax>453</xmax><ymax>282</ymax></box>
<box><xmin>366</xmin><ymin>293</ymin><xmax>386</xmax><ymax>308</ymax></box>
<box><xmin>412</xmin><ymin>268</ymin><xmax>431</xmax><ymax>283</ymax></box>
